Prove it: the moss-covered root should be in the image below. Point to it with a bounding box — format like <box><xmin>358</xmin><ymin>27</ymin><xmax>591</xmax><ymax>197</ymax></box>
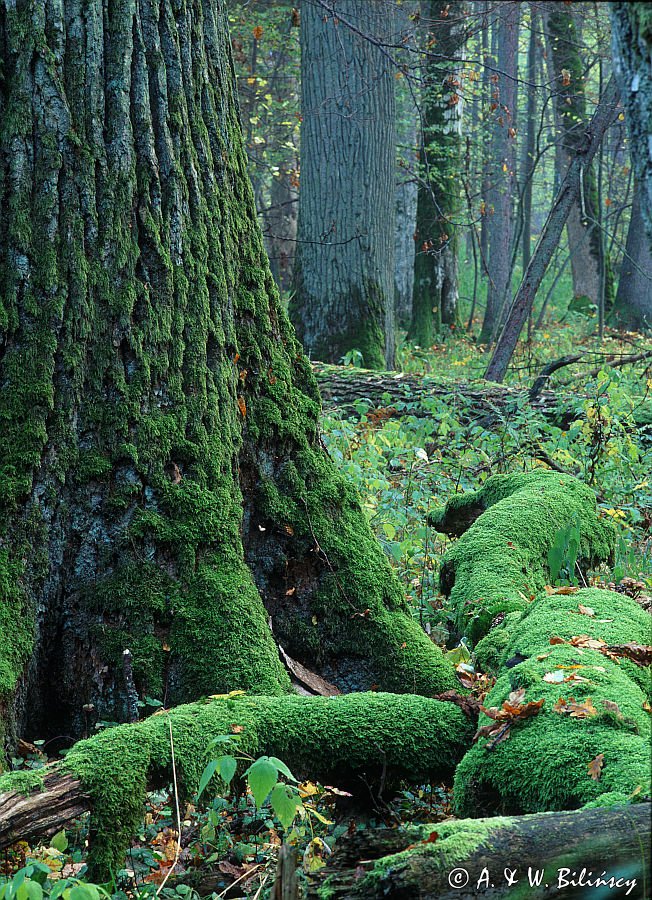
<box><xmin>309</xmin><ymin>803</ymin><xmax>651</xmax><ymax>899</ymax></box>
<box><xmin>454</xmin><ymin>589</ymin><xmax>651</xmax><ymax>817</ymax></box>
<box><xmin>0</xmin><ymin>693</ymin><xmax>474</xmax><ymax>879</ymax></box>
<box><xmin>431</xmin><ymin>472</ymin><xmax>615</xmax><ymax>642</ymax></box>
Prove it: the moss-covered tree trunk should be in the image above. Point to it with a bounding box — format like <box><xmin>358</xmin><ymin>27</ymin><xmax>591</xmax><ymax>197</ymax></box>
<box><xmin>543</xmin><ymin>2</ymin><xmax>614</xmax><ymax>308</ymax></box>
<box><xmin>408</xmin><ymin>0</ymin><xmax>466</xmax><ymax>347</ymax></box>
<box><xmin>611</xmin><ymin>3</ymin><xmax>652</xmax><ymax>243</ymax></box>
<box><xmin>0</xmin><ymin>0</ymin><xmax>455</xmax><ymax>754</ymax></box>
<box><xmin>289</xmin><ymin>0</ymin><xmax>396</xmax><ymax>369</ymax></box>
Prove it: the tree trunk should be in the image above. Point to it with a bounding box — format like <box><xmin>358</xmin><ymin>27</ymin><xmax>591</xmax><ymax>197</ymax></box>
<box><xmin>307</xmin><ymin>803</ymin><xmax>651</xmax><ymax>899</ymax></box>
<box><xmin>394</xmin><ymin>0</ymin><xmax>419</xmax><ymax>327</ymax></box>
<box><xmin>479</xmin><ymin>1</ymin><xmax>520</xmax><ymax>343</ymax></box>
<box><xmin>408</xmin><ymin>0</ymin><xmax>466</xmax><ymax>346</ymax></box>
<box><xmin>0</xmin><ymin>0</ymin><xmax>456</xmax><ymax>755</ymax></box>
<box><xmin>484</xmin><ymin>77</ymin><xmax>621</xmax><ymax>383</ymax></box>
<box><xmin>289</xmin><ymin>0</ymin><xmax>396</xmax><ymax>369</ymax></box>
<box><xmin>611</xmin><ymin>3</ymin><xmax>652</xmax><ymax>243</ymax></box>
<box><xmin>613</xmin><ymin>187</ymin><xmax>652</xmax><ymax>330</ymax></box>
<box><xmin>264</xmin><ymin>164</ymin><xmax>299</xmax><ymax>296</ymax></box>
<box><xmin>543</xmin><ymin>3</ymin><xmax>614</xmax><ymax>309</ymax></box>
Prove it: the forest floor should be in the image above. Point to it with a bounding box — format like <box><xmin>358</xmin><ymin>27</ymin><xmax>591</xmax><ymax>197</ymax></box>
<box><xmin>2</xmin><ymin>322</ymin><xmax>651</xmax><ymax>900</ymax></box>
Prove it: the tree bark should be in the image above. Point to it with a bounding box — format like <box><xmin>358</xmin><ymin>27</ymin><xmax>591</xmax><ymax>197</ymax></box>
<box><xmin>307</xmin><ymin>803</ymin><xmax>651</xmax><ymax>899</ymax></box>
<box><xmin>408</xmin><ymin>0</ymin><xmax>466</xmax><ymax>346</ymax></box>
<box><xmin>479</xmin><ymin>1</ymin><xmax>520</xmax><ymax>343</ymax></box>
<box><xmin>611</xmin><ymin>3</ymin><xmax>652</xmax><ymax>243</ymax></box>
<box><xmin>613</xmin><ymin>187</ymin><xmax>652</xmax><ymax>330</ymax></box>
<box><xmin>543</xmin><ymin>3</ymin><xmax>614</xmax><ymax>308</ymax></box>
<box><xmin>0</xmin><ymin>0</ymin><xmax>454</xmax><ymax>753</ymax></box>
<box><xmin>485</xmin><ymin>77</ymin><xmax>621</xmax><ymax>383</ymax></box>
<box><xmin>289</xmin><ymin>0</ymin><xmax>397</xmax><ymax>369</ymax></box>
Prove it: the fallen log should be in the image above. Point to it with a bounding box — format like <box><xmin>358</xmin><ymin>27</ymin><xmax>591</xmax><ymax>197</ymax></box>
<box><xmin>0</xmin><ymin>692</ymin><xmax>473</xmax><ymax>878</ymax></box>
<box><xmin>307</xmin><ymin>802</ymin><xmax>651</xmax><ymax>899</ymax></box>
<box><xmin>430</xmin><ymin>471</ymin><xmax>616</xmax><ymax>643</ymax></box>
<box><xmin>312</xmin><ymin>362</ymin><xmax>564</xmax><ymax>422</ymax></box>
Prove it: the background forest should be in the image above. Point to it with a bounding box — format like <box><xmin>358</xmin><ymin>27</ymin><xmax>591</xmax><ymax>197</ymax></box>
<box><xmin>0</xmin><ymin>1</ymin><xmax>650</xmax><ymax>899</ymax></box>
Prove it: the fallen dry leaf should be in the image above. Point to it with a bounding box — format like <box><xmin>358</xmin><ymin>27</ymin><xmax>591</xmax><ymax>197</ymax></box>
<box><xmin>604</xmin><ymin>643</ymin><xmax>652</xmax><ymax>667</ymax></box>
<box><xmin>475</xmin><ymin>689</ymin><xmax>544</xmax><ymax>749</ymax></box>
<box><xmin>553</xmin><ymin>696</ymin><xmax>598</xmax><ymax>718</ymax></box>
<box><xmin>578</xmin><ymin>604</ymin><xmax>595</xmax><ymax>617</ymax></box>
<box><xmin>587</xmin><ymin>753</ymin><xmax>604</xmax><ymax>781</ymax></box>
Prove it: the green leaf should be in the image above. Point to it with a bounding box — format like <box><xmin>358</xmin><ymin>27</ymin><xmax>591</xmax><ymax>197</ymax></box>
<box><xmin>50</xmin><ymin>831</ymin><xmax>68</xmax><ymax>852</ymax></box>
<box><xmin>216</xmin><ymin>755</ymin><xmax>237</xmax><ymax>785</ymax></box>
<box><xmin>268</xmin><ymin>757</ymin><xmax>297</xmax><ymax>782</ymax></box>
<box><xmin>24</xmin><ymin>883</ymin><xmax>43</xmax><ymax>900</ymax></box>
<box><xmin>246</xmin><ymin>757</ymin><xmax>279</xmax><ymax>807</ymax></box>
<box><xmin>197</xmin><ymin>759</ymin><xmax>219</xmax><ymax>799</ymax></box>
<box><xmin>270</xmin><ymin>783</ymin><xmax>302</xmax><ymax>829</ymax></box>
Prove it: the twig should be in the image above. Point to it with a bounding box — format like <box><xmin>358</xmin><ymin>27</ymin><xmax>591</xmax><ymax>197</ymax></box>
<box><xmin>156</xmin><ymin>718</ymin><xmax>182</xmax><ymax>896</ymax></box>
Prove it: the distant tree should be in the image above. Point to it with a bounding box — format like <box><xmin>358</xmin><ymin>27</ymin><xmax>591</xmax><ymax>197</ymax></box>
<box><xmin>543</xmin><ymin>2</ymin><xmax>614</xmax><ymax>310</ymax></box>
<box><xmin>611</xmin><ymin>3</ymin><xmax>652</xmax><ymax>242</ymax></box>
<box><xmin>612</xmin><ymin>188</ymin><xmax>652</xmax><ymax>330</ymax></box>
<box><xmin>290</xmin><ymin>0</ymin><xmax>397</xmax><ymax>369</ymax></box>
<box><xmin>479</xmin><ymin>1</ymin><xmax>520</xmax><ymax>344</ymax></box>
<box><xmin>408</xmin><ymin>0</ymin><xmax>467</xmax><ymax>347</ymax></box>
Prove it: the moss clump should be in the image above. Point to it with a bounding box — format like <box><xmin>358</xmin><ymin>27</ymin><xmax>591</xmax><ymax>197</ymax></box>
<box><xmin>433</xmin><ymin>472</ymin><xmax>615</xmax><ymax>642</ymax></box>
<box><xmin>0</xmin><ymin>692</ymin><xmax>473</xmax><ymax>878</ymax></box>
<box><xmin>454</xmin><ymin>642</ymin><xmax>650</xmax><ymax>816</ymax></box>
<box><xmin>487</xmin><ymin>588</ymin><xmax>652</xmax><ymax>692</ymax></box>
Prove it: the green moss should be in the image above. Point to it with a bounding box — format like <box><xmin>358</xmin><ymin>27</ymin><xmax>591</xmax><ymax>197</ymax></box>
<box><xmin>434</xmin><ymin>473</ymin><xmax>615</xmax><ymax>642</ymax></box>
<box><xmin>0</xmin><ymin>769</ymin><xmax>45</xmax><ymax>794</ymax></box>
<box><xmin>454</xmin><ymin>641</ymin><xmax>650</xmax><ymax>816</ymax></box>
<box><xmin>495</xmin><ymin>588</ymin><xmax>652</xmax><ymax>692</ymax></box>
<box><xmin>0</xmin><ymin>692</ymin><xmax>474</xmax><ymax>878</ymax></box>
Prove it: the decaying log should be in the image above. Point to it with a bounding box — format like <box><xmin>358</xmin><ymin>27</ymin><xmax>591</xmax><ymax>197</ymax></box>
<box><xmin>0</xmin><ymin>692</ymin><xmax>473</xmax><ymax>872</ymax></box>
<box><xmin>308</xmin><ymin>802</ymin><xmax>652</xmax><ymax>899</ymax></box>
<box><xmin>0</xmin><ymin>773</ymin><xmax>89</xmax><ymax>849</ymax></box>
<box><xmin>313</xmin><ymin>362</ymin><xmax>563</xmax><ymax>422</ymax></box>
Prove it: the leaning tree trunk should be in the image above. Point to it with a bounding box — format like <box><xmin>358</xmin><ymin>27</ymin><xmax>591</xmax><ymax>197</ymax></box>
<box><xmin>613</xmin><ymin>186</ymin><xmax>652</xmax><ymax>330</ymax></box>
<box><xmin>408</xmin><ymin>0</ymin><xmax>466</xmax><ymax>347</ymax></box>
<box><xmin>611</xmin><ymin>3</ymin><xmax>652</xmax><ymax>244</ymax></box>
<box><xmin>0</xmin><ymin>0</ymin><xmax>455</xmax><ymax>755</ymax></box>
<box><xmin>289</xmin><ymin>0</ymin><xmax>396</xmax><ymax>369</ymax></box>
<box><xmin>543</xmin><ymin>3</ymin><xmax>614</xmax><ymax>309</ymax></box>
<box><xmin>479</xmin><ymin>1</ymin><xmax>519</xmax><ymax>344</ymax></box>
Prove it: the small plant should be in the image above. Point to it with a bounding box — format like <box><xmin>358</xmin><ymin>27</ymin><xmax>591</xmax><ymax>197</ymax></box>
<box><xmin>547</xmin><ymin>515</ymin><xmax>581</xmax><ymax>585</ymax></box>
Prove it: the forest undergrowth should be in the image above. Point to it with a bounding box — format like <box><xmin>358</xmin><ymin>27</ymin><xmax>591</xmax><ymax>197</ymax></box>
<box><xmin>2</xmin><ymin>323</ymin><xmax>650</xmax><ymax>900</ymax></box>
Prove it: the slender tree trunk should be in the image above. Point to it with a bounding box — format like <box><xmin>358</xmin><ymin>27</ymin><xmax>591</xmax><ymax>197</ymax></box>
<box><xmin>408</xmin><ymin>0</ymin><xmax>467</xmax><ymax>346</ymax></box>
<box><xmin>264</xmin><ymin>164</ymin><xmax>299</xmax><ymax>295</ymax></box>
<box><xmin>289</xmin><ymin>0</ymin><xmax>397</xmax><ymax>369</ymax></box>
<box><xmin>521</xmin><ymin>9</ymin><xmax>537</xmax><ymax>279</ymax></box>
<box><xmin>479</xmin><ymin>1</ymin><xmax>520</xmax><ymax>343</ymax></box>
<box><xmin>611</xmin><ymin>3</ymin><xmax>652</xmax><ymax>243</ymax></box>
<box><xmin>543</xmin><ymin>2</ymin><xmax>614</xmax><ymax>308</ymax></box>
<box><xmin>479</xmin><ymin>1</ymin><xmax>492</xmax><ymax>282</ymax></box>
<box><xmin>485</xmin><ymin>77</ymin><xmax>621</xmax><ymax>382</ymax></box>
<box><xmin>612</xmin><ymin>187</ymin><xmax>652</xmax><ymax>330</ymax></box>
<box><xmin>0</xmin><ymin>0</ymin><xmax>454</xmax><ymax>753</ymax></box>
<box><xmin>394</xmin><ymin>0</ymin><xmax>419</xmax><ymax>327</ymax></box>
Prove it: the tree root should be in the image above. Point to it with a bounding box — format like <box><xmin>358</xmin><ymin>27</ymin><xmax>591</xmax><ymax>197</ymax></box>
<box><xmin>0</xmin><ymin>692</ymin><xmax>474</xmax><ymax>878</ymax></box>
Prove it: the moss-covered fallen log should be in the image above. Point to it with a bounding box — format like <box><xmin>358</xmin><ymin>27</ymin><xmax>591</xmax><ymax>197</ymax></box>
<box><xmin>431</xmin><ymin>472</ymin><xmax>615</xmax><ymax>642</ymax></box>
<box><xmin>307</xmin><ymin>802</ymin><xmax>651</xmax><ymax>899</ymax></box>
<box><xmin>0</xmin><ymin>692</ymin><xmax>474</xmax><ymax>878</ymax></box>
<box><xmin>454</xmin><ymin>588</ymin><xmax>651</xmax><ymax>817</ymax></box>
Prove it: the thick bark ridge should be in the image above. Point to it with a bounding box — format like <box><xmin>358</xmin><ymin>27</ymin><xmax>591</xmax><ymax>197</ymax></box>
<box><xmin>289</xmin><ymin>0</ymin><xmax>396</xmax><ymax>369</ymax></box>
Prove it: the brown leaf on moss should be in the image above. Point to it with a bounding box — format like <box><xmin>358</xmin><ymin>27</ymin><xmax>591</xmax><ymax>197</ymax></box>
<box><xmin>475</xmin><ymin>690</ymin><xmax>544</xmax><ymax>749</ymax></box>
<box><xmin>604</xmin><ymin>643</ymin><xmax>652</xmax><ymax>667</ymax></box>
<box><xmin>553</xmin><ymin>696</ymin><xmax>598</xmax><ymax>718</ymax></box>
<box><xmin>587</xmin><ymin>753</ymin><xmax>604</xmax><ymax>781</ymax></box>
<box><xmin>577</xmin><ymin>604</ymin><xmax>595</xmax><ymax>617</ymax></box>
<box><xmin>237</xmin><ymin>395</ymin><xmax>247</xmax><ymax>417</ymax></box>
